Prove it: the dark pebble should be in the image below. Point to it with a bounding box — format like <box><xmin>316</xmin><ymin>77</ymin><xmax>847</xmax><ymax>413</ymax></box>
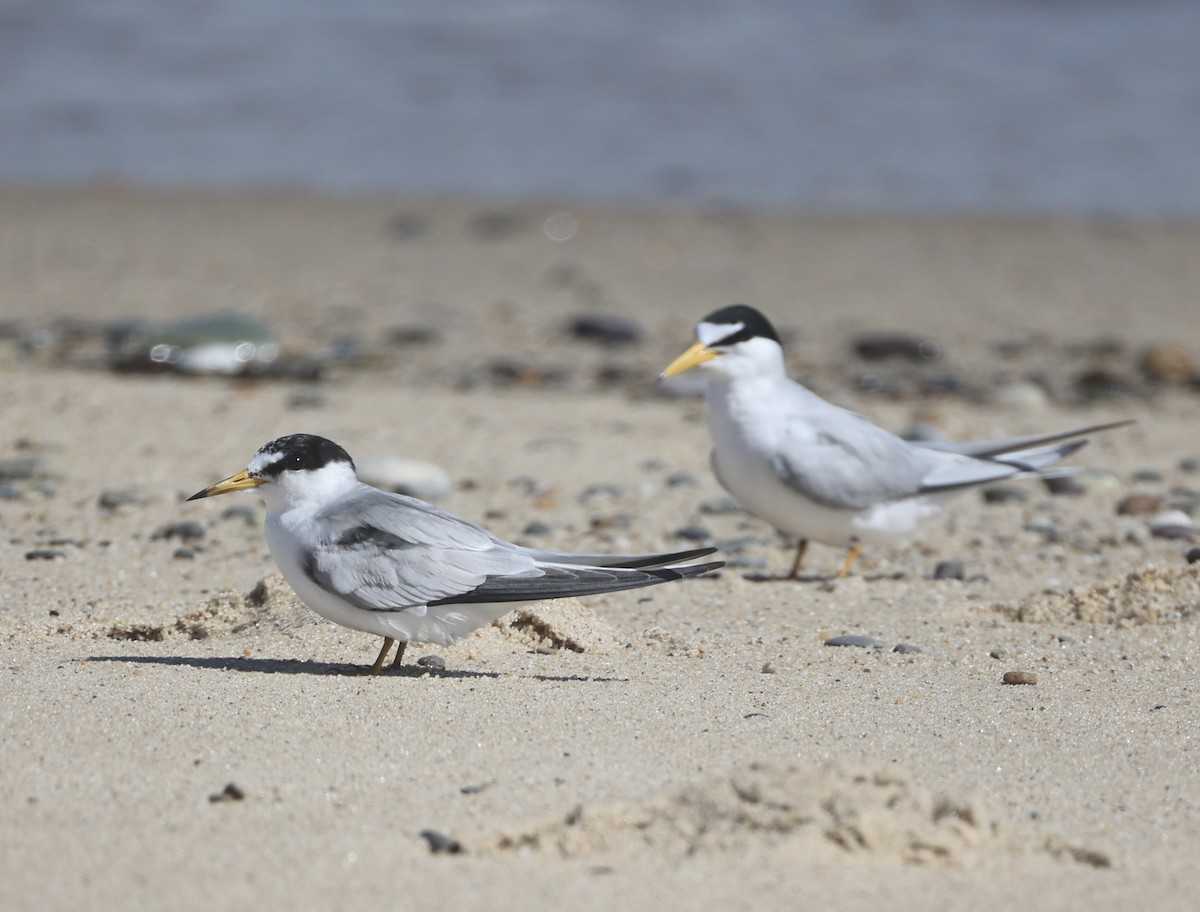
<box><xmin>419</xmin><ymin>830</ymin><xmax>463</xmax><ymax>855</ymax></box>
<box><xmin>852</xmin><ymin>333</ymin><xmax>940</xmax><ymax>362</ymax></box>
<box><xmin>901</xmin><ymin>422</ymin><xmax>942</xmax><ymax>443</ymax></box>
<box><xmin>173</xmin><ymin>548</ymin><xmax>195</xmax><ymax>560</ymax></box>
<box><xmin>1167</xmin><ymin>487</ymin><xmax>1200</xmax><ymax>514</ymax></box>
<box><xmin>699</xmin><ymin>495</ymin><xmax>743</xmax><ymax>515</ymax></box>
<box><xmin>1186</xmin><ymin>547</ymin><xmax>1200</xmax><ymax>564</ymax></box>
<box><xmin>665</xmin><ymin>471</ymin><xmax>698</xmax><ymax>487</ymax></box>
<box><xmin>208</xmin><ymin>783</ymin><xmax>246</xmax><ymax>803</ymax></box>
<box><xmin>1002</xmin><ymin>671</ymin><xmax>1038</xmax><ymax>685</ymax></box>
<box><xmin>893</xmin><ymin>643</ymin><xmax>922</xmax><ymax>654</ymax></box>
<box><xmin>155</xmin><ymin>521</ymin><xmax>206</xmax><ymax>542</ymax></box>
<box><xmin>673</xmin><ymin>526</ymin><xmax>712</xmax><ymax>542</ymax></box>
<box><xmin>566</xmin><ymin>313</ymin><xmax>642</xmax><ymax>346</ymax></box>
<box><xmin>1043</xmin><ymin>475</ymin><xmax>1086</xmax><ymax>496</ymax></box>
<box><xmin>982</xmin><ymin>485</ymin><xmax>1028</xmax><ymax>505</ymax></box>
<box><xmin>1072</xmin><ymin>367</ymin><xmax>1139</xmax><ymax>402</ymax></box>
<box><xmin>220</xmin><ymin>504</ymin><xmax>260</xmax><ymax>525</ymax></box>
<box><xmin>0</xmin><ymin>481</ymin><xmax>22</xmax><ymax>500</ymax></box>
<box><xmin>470</xmin><ymin>210</ymin><xmax>524</xmax><ymax>240</ymax></box>
<box><xmin>933</xmin><ymin>560</ymin><xmax>964</xmax><ymax>581</ymax></box>
<box><xmin>1057</xmin><ymin>634</ymin><xmax>1078</xmax><ymax>644</ymax></box>
<box><xmin>825</xmin><ymin>635</ymin><xmax>886</xmax><ymax>648</ymax></box>
<box><xmin>1131</xmin><ymin>468</ymin><xmax>1163</xmax><ymax>483</ymax></box>
<box><xmin>386</xmin><ymin>212</ymin><xmax>430</xmax><ymax>240</ymax></box>
<box><xmin>416</xmin><ymin>655</ymin><xmax>446</xmax><ymax>670</ymax></box>
<box><xmin>1179</xmin><ymin>457</ymin><xmax>1200</xmax><ymax>475</ymax></box>
<box><xmin>25</xmin><ymin>549</ymin><xmax>65</xmax><ymax>560</ymax></box>
<box><xmin>989</xmin><ymin>647</ymin><xmax>1009</xmax><ymax>660</ymax></box>
<box><xmin>522</xmin><ymin>521</ymin><xmax>552</xmax><ymax>536</ymax></box>
<box><xmin>1024</xmin><ymin>522</ymin><xmax>1063</xmax><ymax>543</ymax></box>
<box><xmin>386</xmin><ymin>325</ymin><xmax>441</xmax><ymax>347</ymax></box>
<box><xmin>98</xmin><ymin>487</ymin><xmax>142</xmax><ymax>510</ymax></box>
<box><xmin>0</xmin><ymin>455</ymin><xmax>53</xmax><ymax>480</ymax></box>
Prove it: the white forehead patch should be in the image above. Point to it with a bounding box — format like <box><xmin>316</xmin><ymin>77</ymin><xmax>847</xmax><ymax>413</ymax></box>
<box><xmin>248</xmin><ymin>448</ymin><xmax>285</xmax><ymax>476</ymax></box>
<box><xmin>697</xmin><ymin>320</ymin><xmax>744</xmax><ymax>347</ymax></box>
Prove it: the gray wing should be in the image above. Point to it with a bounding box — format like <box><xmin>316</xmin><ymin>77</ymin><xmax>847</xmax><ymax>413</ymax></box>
<box><xmin>301</xmin><ymin>485</ymin><xmax>722</xmax><ymax>611</ymax></box>
<box><xmin>302</xmin><ymin>485</ymin><xmax>542</xmax><ymax>610</ymax></box>
<box><xmin>770</xmin><ymin>406</ymin><xmax>936</xmax><ymax>510</ymax></box>
<box><xmin>767</xmin><ymin>397</ymin><xmax>1083</xmax><ymax>508</ymax></box>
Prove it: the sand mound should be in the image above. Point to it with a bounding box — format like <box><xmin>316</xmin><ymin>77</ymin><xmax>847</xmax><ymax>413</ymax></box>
<box><xmin>487</xmin><ymin>598</ymin><xmax>622</xmax><ymax>654</ymax></box>
<box><xmin>104</xmin><ymin>573</ymin><xmax>314</xmax><ymax>642</ymax></box>
<box><xmin>995</xmin><ymin>564</ymin><xmax>1200</xmax><ymax>625</ymax></box>
<box><xmin>490</xmin><ymin>763</ymin><xmax>1110</xmax><ymax>868</ymax></box>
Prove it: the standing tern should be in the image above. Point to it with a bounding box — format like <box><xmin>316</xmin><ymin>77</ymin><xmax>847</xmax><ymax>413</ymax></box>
<box><xmin>188</xmin><ymin>434</ymin><xmax>722</xmax><ymax>672</ymax></box>
<box><xmin>660</xmin><ymin>304</ymin><xmax>1129</xmax><ymax>578</ymax></box>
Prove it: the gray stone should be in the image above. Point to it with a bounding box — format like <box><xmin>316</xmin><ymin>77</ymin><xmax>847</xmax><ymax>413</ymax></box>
<box><xmin>824</xmin><ymin>634</ymin><xmax>886</xmax><ymax>648</ymax></box>
<box><xmin>933</xmin><ymin>560</ymin><xmax>964</xmax><ymax>580</ymax></box>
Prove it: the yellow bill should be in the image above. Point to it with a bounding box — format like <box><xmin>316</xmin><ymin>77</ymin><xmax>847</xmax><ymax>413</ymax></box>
<box><xmin>186</xmin><ymin>468</ymin><xmax>264</xmax><ymax>501</ymax></box>
<box><xmin>659</xmin><ymin>341</ymin><xmax>718</xmax><ymax>380</ymax></box>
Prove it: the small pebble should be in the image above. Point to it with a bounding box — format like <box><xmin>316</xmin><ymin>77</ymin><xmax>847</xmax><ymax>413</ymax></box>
<box><xmin>852</xmin><ymin>333</ymin><xmax>940</xmax><ymax>362</ymax></box>
<box><xmin>1179</xmin><ymin>457</ymin><xmax>1200</xmax><ymax>475</ymax></box>
<box><xmin>673</xmin><ymin>526</ymin><xmax>712</xmax><ymax>542</ymax></box>
<box><xmin>1057</xmin><ymin>634</ymin><xmax>1078</xmax><ymax>644</ymax></box>
<box><xmin>1148</xmin><ymin>510</ymin><xmax>1195</xmax><ymax>540</ymax></box>
<box><xmin>665</xmin><ymin>471</ymin><xmax>698</xmax><ymax>487</ymax></box>
<box><xmin>416</xmin><ymin>655</ymin><xmax>446</xmax><ymax>670</ymax></box>
<box><xmin>25</xmin><ymin>549</ymin><xmax>65</xmax><ymax>560</ymax></box>
<box><xmin>893</xmin><ymin>643</ymin><xmax>922</xmax><ymax>654</ymax></box>
<box><xmin>1117</xmin><ymin>493</ymin><xmax>1163</xmax><ymax>516</ymax></box>
<box><xmin>98</xmin><ymin>487</ymin><xmax>143</xmax><ymax>510</ymax></box>
<box><xmin>1139</xmin><ymin>343</ymin><xmax>1195</xmax><ymax>383</ymax></box>
<box><xmin>761</xmin><ymin>661</ymin><xmax>777</xmax><ymax>674</ymax></box>
<box><xmin>933</xmin><ymin>560</ymin><xmax>964</xmax><ymax>581</ymax></box>
<box><xmin>566</xmin><ymin>313</ymin><xmax>642</xmax><ymax>347</ymax></box>
<box><xmin>0</xmin><ymin>481</ymin><xmax>22</xmax><ymax>500</ymax></box>
<box><xmin>579</xmin><ymin>483</ymin><xmax>623</xmax><ymax>505</ymax></box>
<box><xmin>220</xmin><ymin>504</ymin><xmax>261</xmax><ymax>525</ymax></box>
<box><xmin>699</xmin><ymin>495</ymin><xmax>743</xmax><ymax>515</ymax></box>
<box><xmin>155</xmin><ymin>520</ymin><xmax>206</xmax><ymax>541</ymax></box>
<box><xmin>825</xmin><ymin>635</ymin><xmax>886</xmax><ymax>648</ymax></box>
<box><xmin>172</xmin><ymin>548</ymin><xmax>195</xmax><ymax>560</ymax></box>
<box><xmin>0</xmin><ymin>455</ymin><xmax>56</xmax><ymax>480</ymax></box>
<box><xmin>419</xmin><ymin>830</ymin><xmax>463</xmax><ymax>854</ymax></box>
<box><xmin>386</xmin><ymin>212</ymin><xmax>430</xmax><ymax>240</ymax></box>
<box><xmin>1002</xmin><ymin>671</ymin><xmax>1038</xmax><ymax>685</ymax></box>
<box><xmin>386</xmin><ymin>325</ymin><xmax>440</xmax><ymax>347</ymax></box>
<box><xmin>1131</xmin><ymin>468</ymin><xmax>1163</xmax><ymax>483</ymax></box>
<box><xmin>989</xmin><ymin>647</ymin><xmax>1009</xmax><ymax>660</ymax></box>
<box><xmin>1043</xmin><ymin>475</ymin><xmax>1085</xmax><ymax>497</ymax></box>
<box><xmin>208</xmin><ymin>783</ymin><xmax>246</xmax><ymax>803</ymax></box>
<box><xmin>470</xmin><ymin>210</ymin><xmax>524</xmax><ymax>240</ymax></box>
<box><xmin>982</xmin><ymin>485</ymin><xmax>1028</xmax><ymax>505</ymax></box>
<box><xmin>522</xmin><ymin>521</ymin><xmax>552</xmax><ymax>536</ymax></box>
<box><xmin>1186</xmin><ymin>547</ymin><xmax>1200</xmax><ymax>564</ymax></box>
<box><xmin>1024</xmin><ymin>522</ymin><xmax>1063</xmax><ymax>543</ymax></box>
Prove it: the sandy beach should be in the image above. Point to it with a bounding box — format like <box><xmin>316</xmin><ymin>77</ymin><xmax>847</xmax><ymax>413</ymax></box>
<box><xmin>1</xmin><ymin>187</ymin><xmax>1198</xmax><ymax>910</ymax></box>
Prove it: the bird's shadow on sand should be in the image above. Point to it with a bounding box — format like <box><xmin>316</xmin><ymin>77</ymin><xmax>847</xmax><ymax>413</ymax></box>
<box><xmin>83</xmin><ymin>653</ymin><xmax>628</xmax><ymax>683</ymax></box>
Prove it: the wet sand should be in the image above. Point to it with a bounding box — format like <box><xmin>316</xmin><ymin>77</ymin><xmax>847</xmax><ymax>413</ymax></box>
<box><xmin>1</xmin><ymin>187</ymin><xmax>1198</xmax><ymax>910</ymax></box>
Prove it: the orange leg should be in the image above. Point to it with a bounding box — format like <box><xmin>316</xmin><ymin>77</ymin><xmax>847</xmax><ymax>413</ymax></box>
<box><xmin>368</xmin><ymin>637</ymin><xmax>396</xmax><ymax>675</ymax></box>
<box><xmin>389</xmin><ymin>640</ymin><xmax>408</xmax><ymax>671</ymax></box>
<box><xmin>836</xmin><ymin>542</ymin><xmax>862</xmax><ymax>579</ymax></box>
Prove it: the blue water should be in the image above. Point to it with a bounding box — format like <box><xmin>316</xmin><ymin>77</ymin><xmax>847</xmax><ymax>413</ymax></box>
<box><xmin>2</xmin><ymin>0</ymin><xmax>1198</xmax><ymax>216</ymax></box>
